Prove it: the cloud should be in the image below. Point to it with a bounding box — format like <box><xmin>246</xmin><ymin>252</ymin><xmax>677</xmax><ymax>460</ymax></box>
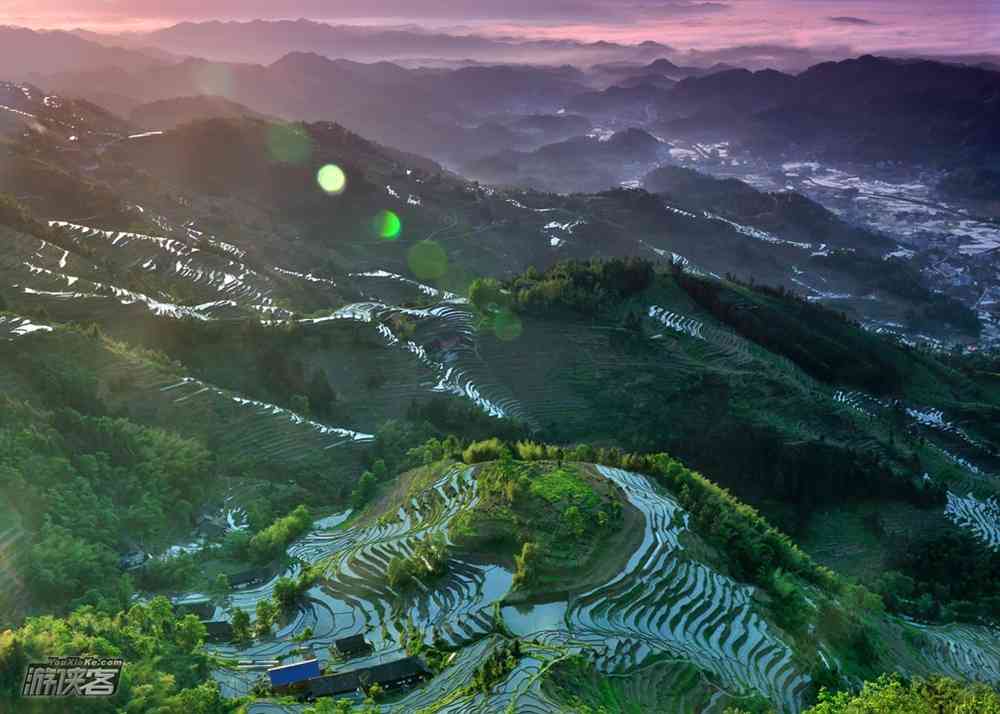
<box><xmin>2</xmin><ymin>0</ymin><xmax>997</xmax><ymax>61</ymax></box>
<box><xmin>828</xmin><ymin>16</ymin><xmax>877</xmax><ymax>26</ymax></box>
<box><xmin>0</xmin><ymin>0</ymin><xmax>731</xmax><ymax>25</ymax></box>
<box><xmin>674</xmin><ymin>42</ymin><xmax>854</xmax><ymax>71</ymax></box>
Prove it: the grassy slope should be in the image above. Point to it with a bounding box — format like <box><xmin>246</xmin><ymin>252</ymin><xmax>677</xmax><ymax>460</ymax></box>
<box><xmin>448</xmin><ymin>460</ymin><xmax>644</xmax><ymax>598</ymax></box>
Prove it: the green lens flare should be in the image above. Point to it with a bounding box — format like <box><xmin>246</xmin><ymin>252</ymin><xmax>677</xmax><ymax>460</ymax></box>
<box><xmin>268</xmin><ymin>123</ymin><xmax>313</xmax><ymax>165</ymax></box>
<box><xmin>373</xmin><ymin>210</ymin><xmax>402</xmax><ymax>240</ymax></box>
<box><xmin>407</xmin><ymin>240</ymin><xmax>447</xmax><ymax>281</ymax></box>
<box><xmin>317</xmin><ymin>164</ymin><xmax>347</xmax><ymax>194</ymax></box>
<box><xmin>493</xmin><ymin>309</ymin><xmax>523</xmax><ymax>342</ymax></box>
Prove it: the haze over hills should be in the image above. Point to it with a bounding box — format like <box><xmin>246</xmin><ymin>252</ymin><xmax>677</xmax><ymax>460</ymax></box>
<box><xmin>67</xmin><ymin>17</ymin><xmax>1000</xmax><ymax>71</ymax></box>
<box><xmin>30</xmin><ymin>44</ymin><xmax>998</xmax><ymax>337</ymax></box>
<box><xmin>1</xmin><ymin>6</ymin><xmax>1000</xmax><ymax>714</ymax></box>
<box><xmin>59</xmin><ymin>18</ymin><xmax>682</xmax><ymax>67</ymax></box>
<box><xmin>26</xmin><ymin>47</ymin><xmax>1000</xmax><ymax>176</ymax></box>
<box><xmin>0</xmin><ymin>25</ymin><xmax>168</xmax><ymax>78</ymax></box>
<box><xmin>127</xmin><ymin>95</ymin><xmax>275</xmax><ymax>130</ymax></box>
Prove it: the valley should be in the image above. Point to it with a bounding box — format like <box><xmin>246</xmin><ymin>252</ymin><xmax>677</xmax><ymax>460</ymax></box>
<box><xmin>0</xmin><ymin>17</ymin><xmax>999</xmax><ymax>714</ymax></box>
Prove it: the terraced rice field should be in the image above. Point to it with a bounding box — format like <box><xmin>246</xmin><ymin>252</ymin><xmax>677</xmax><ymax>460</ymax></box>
<box><xmin>349</xmin><ymin>270</ymin><xmax>464</xmax><ymax>304</ymax></box>
<box><xmin>208</xmin><ymin>467</ymin><xmax>513</xmax><ymax>696</ymax></box>
<box><xmin>542</xmin><ymin>655</ymin><xmax>727</xmax><ymax>714</ymax></box>
<box><xmin>648</xmin><ymin>305</ymin><xmax>704</xmax><ymax>340</ymax></box>
<box><xmin>200</xmin><ymin>464</ymin><xmax>814</xmax><ymax>710</ymax></box>
<box><xmin>0</xmin><ymin>314</ymin><xmax>52</xmax><ymax>339</ymax></box>
<box><xmin>1</xmin><ymin>219</ymin><xmax>357</xmax><ymax>323</ymax></box>
<box><xmin>305</xmin><ymin>300</ymin><xmax>531</xmax><ymax>423</ymax></box>
<box><xmin>47</xmin><ymin>221</ymin><xmax>280</xmax><ymax>307</ymax></box>
<box><xmin>156</xmin><ymin>377</ymin><xmax>372</xmax><ymax>464</ymax></box>
<box><xmin>944</xmin><ymin>492</ymin><xmax>1000</xmax><ymax>549</ymax></box>
<box><xmin>829</xmin><ymin>389</ymin><xmax>1000</xmax><ymax>547</ymax></box>
<box><xmin>195</xmin><ymin>460</ymin><xmax>1000</xmax><ymax>711</ymax></box>
<box><xmin>1</xmin><ymin>228</ymin><xmax>253</xmax><ymax>321</ymax></box>
<box><xmin>563</xmin><ymin>467</ymin><xmax>810</xmax><ymax>713</ymax></box>
<box><xmin>904</xmin><ymin>620</ymin><xmax>1000</xmax><ymax>683</ymax></box>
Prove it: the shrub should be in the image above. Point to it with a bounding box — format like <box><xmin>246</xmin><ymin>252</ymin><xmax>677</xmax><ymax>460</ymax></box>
<box><xmin>514</xmin><ymin>542</ymin><xmax>540</xmax><ymax>587</ymax></box>
<box><xmin>351</xmin><ymin>471</ymin><xmax>377</xmax><ymax>509</ymax></box>
<box><xmin>249</xmin><ymin>505</ymin><xmax>312</xmax><ymax>562</ymax></box>
<box><xmin>804</xmin><ymin>674</ymin><xmax>1000</xmax><ymax>713</ymax></box>
<box><xmin>463</xmin><ymin>438</ymin><xmax>512</xmax><ymax>464</ymax></box>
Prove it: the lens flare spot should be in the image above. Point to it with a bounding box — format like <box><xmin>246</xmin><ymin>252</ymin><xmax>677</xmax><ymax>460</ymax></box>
<box><xmin>493</xmin><ymin>309</ymin><xmax>523</xmax><ymax>341</ymax></box>
<box><xmin>408</xmin><ymin>240</ymin><xmax>448</xmax><ymax>281</ymax></box>
<box><xmin>373</xmin><ymin>210</ymin><xmax>402</xmax><ymax>240</ymax></box>
<box><xmin>194</xmin><ymin>62</ymin><xmax>235</xmax><ymax>98</ymax></box>
<box><xmin>268</xmin><ymin>123</ymin><xmax>313</xmax><ymax>165</ymax></box>
<box><xmin>317</xmin><ymin>164</ymin><xmax>347</xmax><ymax>194</ymax></box>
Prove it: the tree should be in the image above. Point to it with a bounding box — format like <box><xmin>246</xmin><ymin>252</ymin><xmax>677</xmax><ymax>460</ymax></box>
<box><xmin>387</xmin><ymin>555</ymin><xmax>412</xmax><ymax>589</ymax></box>
<box><xmin>166</xmin><ymin>680</ymin><xmax>232</xmax><ymax>713</ymax></box>
<box><xmin>351</xmin><ymin>471</ymin><xmax>377</xmax><ymax>509</ymax></box>
<box><xmin>231</xmin><ymin>608</ymin><xmax>252</xmax><ymax>643</ymax></box>
<box><xmin>1</xmin><ymin>599</ymin><xmax>241</xmax><ymax>712</ymax></box>
<box><xmin>208</xmin><ymin>573</ymin><xmax>230</xmax><ymax>604</ymax></box>
<box><xmin>306</xmin><ymin>699</ymin><xmax>353</xmax><ymax>714</ymax></box>
<box><xmin>249</xmin><ymin>505</ymin><xmax>312</xmax><ymax>562</ymax></box>
<box><xmin>307</xmin><ymin>370</ymin><xmax>336</xmax><ymax>415</ymax></box>
<box><xmin>144</xmin><ymin>596</ymin><xmax>171</xmax><ymax>632</ymax></box>
<box><xmin>468</xmin><ymin>277</ymin><xmax>508</xmax><ymax>313</ymax></box>
<box><xmin>514</xmin><ymin>542</ymin><xmax>540</xmax><ymax>587</ymax></box>
<box><xmin>768</xmin><ymin>568</ymin><xmax>810</xmax><ymax>633</ymax></box>
<box><xmin>255</xmin><ymin>598</ymin><xmax>278</xmax><ymax>637</ymax></box>
<box><xmin>804</xmin><ymin>674</ymin><xmax>1000</xmax><ymax>713</ymax></box>
<box><xmin>366</xmin><ymin>682</ymin><xmax>384</xmax><ymax>701</ymax></box>
<box><xmin>273</xmin><ymin>576</ymin><xmax>299</xmax><ymax>610</ymax></box>
<box><xmin>175</xmin><ymin>615</ymin><xmax>207</xmax><ymax>653</ymax></box>
<box><xmin>27</xmin><ymin>528</ymin><xmax>119</xmax><ymax>607</ymax></box>
<box><xmin>0</xmin><ymin>633</ymin><xmax>27</xmax><ymax>694</ymax></box>
<box><xmin>562</xmin><ymin>506</ymin><xmax>586</xmax><ymax>537</ymax></box>
<box><xmin>290</xmin><ymin>394</ymin><xmax>311</xmax><ymax>417</ymax></box>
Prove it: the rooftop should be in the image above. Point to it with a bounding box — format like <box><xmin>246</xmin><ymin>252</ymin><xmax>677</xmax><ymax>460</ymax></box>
<box><xmin>301</xmin><ymin>657</ymin><xmax>430</xmax><ymax>699</ymax></box>
<box><xmin>334</xmin><ymin>634</ymin><xmax>372</xmax><ymax>654</ymax></box>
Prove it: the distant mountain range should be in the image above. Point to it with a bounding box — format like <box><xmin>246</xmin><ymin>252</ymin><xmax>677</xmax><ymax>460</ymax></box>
<box><xmin>76</xmin><ymin>18</ymin><xmax>678</xmax><ymax>67</ymax></box>
<box><xmin>0</xmin><ymin>26</ymin><xmax>164</xmax><ymax>79</ymax></box>
<box><xmin>465</xmin><ymin>128</ymin><xmax>667</xmax><ymax>192</ymax></box>
<box><xmin>657</xmin><ymin>55</ymin><xmax>1000</xmax><ymax>164</ymax></box>
<box><xmin>34</xmin><ymin>52</ymin><xmax>595</xmax><ymax>166</ymax></box>
<box><xmin>3</xmin><ymin>23</ymin><xmax>998</xmax><ymax>181</ymax></box>
<box><xmin>3</xmin><ymin>20</ymin><xmax>998</xmax><ymax>83</ymax></box>
<box><xmin>32</xmin><ymin>48</ymin><xmax>996</xmax><ymax>172</ymax></box>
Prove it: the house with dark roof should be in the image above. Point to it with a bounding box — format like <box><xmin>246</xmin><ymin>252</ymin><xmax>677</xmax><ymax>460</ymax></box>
<box><xmin>228</xmin><ymin>566</ymin><xmax>270</xmax><ymax>588</ymax></box>
<box><xmin>301</xmin><ymin>670</ymin><xmax>362</xmax><ymax>700</ymax></box>
<box><xmin>202</xmin><ymin>620</ymin><xmax>234</xmax><ymax>642</ymax></box>
<box><xmin>359</xmin><ymin>657</ymin><xmax>431</xmax><ymax>692</ymax></box>
<box><xmin>175</xmin><ymin>600</ymin><xmax>216</xmax><ymax>620</ymax></box>
<box><xmin>300</xmin><ymin>657</ymin><xmax>430</xmax><ymax>702</ymax></box>
<box><xmin>334</xmin><ymin>634</ymin><xmax>373</xmax><ymax>659</ymax></box>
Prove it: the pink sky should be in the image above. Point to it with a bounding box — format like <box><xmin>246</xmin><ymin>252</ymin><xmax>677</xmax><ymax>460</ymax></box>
<box><xmin>1</xmin><ymin>0</ymin><xmax>997</xmax><ymax>56</ymax></box>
